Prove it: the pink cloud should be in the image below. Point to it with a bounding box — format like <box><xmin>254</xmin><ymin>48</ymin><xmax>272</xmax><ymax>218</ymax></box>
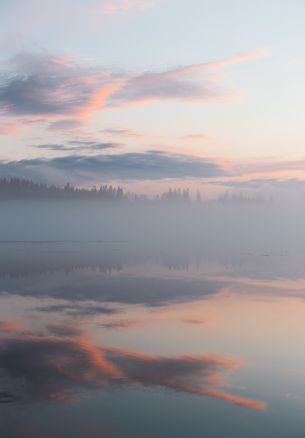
<box><xmin>180</xmin><ymin>133</ymin><xmax>210</xmax><ymax>141</ymax></box>
<box><xmin>101</xmin><ymin>127</ymin><xmax>144</xmax><ymax>137</ymax></box>
<box><xmin>107</xmin><ymin>49</ymin><xmax>266</xmax><ymax>107</ymax></box>
<box><xmin>173</xmin><ymin>50</ymin><xmax>267</xmax><ymax>75</ymax></box>
<box><xmin>0</xmin><ymin>52</ymin><xmax>122</xmax><ymax>119</ymax></box>
<box><xmin>0</xmin><ymin>325</ymin><xmax>266</xmax><ymax>410</ymax></box>
<box><xmin>102</xmin><ymin>0</ymin><xmax>155</xmax><ymax>15</ymax></box>
<box><xmin>0</xmin><ymin>49</ymin><xmax>266</xmax><ymax>128</ymax></box>
<box><xmin>0</xmin><ymin>320</ymin><xmax>22</xmax><ymax>332</ymax></box>
<box><xmin>0</xmin><ymin>122</ymin><xmax>19</xmax><ymax>135</ymax></box>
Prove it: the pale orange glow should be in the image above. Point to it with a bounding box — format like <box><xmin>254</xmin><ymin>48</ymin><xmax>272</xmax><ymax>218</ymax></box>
<box><xmin>171</xmin><ymin>50</ymin><xmax>267</xmax><ymax>75</ymax></box>
<box><xmin>75</xmin><ymin>81</ymin><xmax>123</xmax><ymax>117</ymax></box>
<box><xmin>102</xmin><ymin>0</ymin><xmax>155</xmax><ymax>15</ymax></box>
<box><xmin>197</xmin><ymin>388</ymin><xmax>266</xmax><ymax>410</ymax></box>
<box><xmin>0</xmin><ymin>123</ymin><xmax>19</xmax><ymax>135</ymax></box>
<box><xmin>0</xmin><ymin>324</ymin><xmax>265</xmax><ymax>410</ymax></box>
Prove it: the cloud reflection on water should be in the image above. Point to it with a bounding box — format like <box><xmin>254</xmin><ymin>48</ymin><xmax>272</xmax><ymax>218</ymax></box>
<box><xmin>0</xmin><ymin>325</ymin><xmax>265</xmax><ymax>410</ymax></box>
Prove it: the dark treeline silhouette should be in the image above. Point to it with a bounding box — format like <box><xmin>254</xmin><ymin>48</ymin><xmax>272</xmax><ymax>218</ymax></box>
<box><xmin>0</xmin><ymin>178</ymin><xmax>268</xmax><ymax>204</ymax></box>
<box><xmin>0</xmin><ymin>178</ymin><xmax>125</xmax><ymax>201</ymax></box>
<box><xmin>0</xmin><ymin>179</ymin><xmax>202</xmax><ymax>203</ymax></box>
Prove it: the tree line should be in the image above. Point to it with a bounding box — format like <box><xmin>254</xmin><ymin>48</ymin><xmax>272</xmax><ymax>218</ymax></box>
<box><xmin>0</xmin><ymin>178</ymin><xmax>198</xmax><ymax>203</ymax></box>
<box><xmin>0</xmin><ymin>178</ymin><xmax>125</xmax><ymax>200</ymax></box>
<box><xmin>0</xmin><ymin>178</ymin><xmax>264</xmax><ymax>204</ymax></box>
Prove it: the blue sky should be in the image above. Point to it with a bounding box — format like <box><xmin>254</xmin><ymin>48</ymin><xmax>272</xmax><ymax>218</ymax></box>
<box><xmin>0</xmin><ymin>0</ymin><xmax>304</xmax><ymax>196</ymax></box>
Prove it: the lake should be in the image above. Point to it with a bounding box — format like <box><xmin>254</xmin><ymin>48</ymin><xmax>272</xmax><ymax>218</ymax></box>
<box><xmin>0</xmin><ymin>241</ymin><xmax>304</xmax><ymax>437</ymax></box>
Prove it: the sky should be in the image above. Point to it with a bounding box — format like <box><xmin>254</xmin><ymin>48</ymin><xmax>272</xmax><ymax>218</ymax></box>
<box><xmin>0</xmin><ymin>0</ymin><xmax>304</xmax><ymax>198</ymax></box>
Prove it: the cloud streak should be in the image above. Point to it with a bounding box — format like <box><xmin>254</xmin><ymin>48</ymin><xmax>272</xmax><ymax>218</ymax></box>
<box><xmin>47</xmin><ymin>119</ymin><xmax>84</xmax><ymax>131</ymax></box>
<box><xmin>101</xmin><ymin>127</ymin><xmax>143</xmax><ymax>137</ymax></box>
<box><xmin>0</xmin><ymin>328</ymin><xmax>265</xmax><ymax>409</ymax></box>
<box><xmin>108</xmin><ymin>50</ymin><xmax>266</xmax><ymax>107</ymax></box>
<box><xmin>0</xmin><ymin>151</ymin><xmax>227</xmax><ymax>183</ymax></box>
<box><xmin>35</xmin><ymin>303</ymin><xmax>121</xmax><ymax>316</ymax></box>
<box><xmin>0</xmin><ymin>50</ymin><xmax>265</xmax><ymax>124</ymax></box>
<box><xmin>99</xmin><ymin>319</ymin><xmax>145</xmax><ymax>330</ymax></box>
<box><xmin>35</xmin><ymin>141</ymin><xmax>119</xmax><ymax>152</ymax></box>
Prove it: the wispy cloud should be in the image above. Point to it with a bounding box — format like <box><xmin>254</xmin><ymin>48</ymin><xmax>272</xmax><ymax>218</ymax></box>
<box><xmin>34</xmin><ymin>141</ymin><xmax>118</xmax><ymax>152</ymax></box>
<box><xmin>179</xmin><ymin>133</ymin><xmax>210</xmax><ymax>141</ymax></box>
<box><xmin>99</xmin><ymin>319</ymin><xmax>145</xmax><ymax>330</ymax></box>
<box><xmin>47</xmin><ymin>119</ymin><xmax>84</xmax><ymax>132</ymax></box>
<box><xmin>35</xmin><ymin>144</ymin><xmax>73</xmax><ymax>152</ymax></box>
<box><xmin>68</xmin><ymin>139</ymin><xmax>121</xmax><ymax>149</ymax></box>
<box><xmin>0</xmin><ymin>50</ymin><xmax>265</xmax><ymax>125</ymax></box>
<box><xmin>35</xmin><ymin>303</ymin><xmax>121</xmax><ymax>316</ymax></box>
<box><xmin>212</xmin><ymin>177</ymin><xmax>305</xmax><ymax>200</ymax></box>
<box><xmin>101</xmin><ymin>127</ymin><xmax>143</xmax><ymax>137</ymax></box>
<box><xmin>108</xmin><ymin>50</ymin><xmax>266</xmax><ymax>107</ymax></box>
<box><xmin>234</xmin><ymin>158</ymin><xmax>305</xmax><ymax>176</ymax></box>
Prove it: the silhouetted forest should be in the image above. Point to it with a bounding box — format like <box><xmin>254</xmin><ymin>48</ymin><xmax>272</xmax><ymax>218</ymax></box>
<box><xmin>0</xmin><ymin>178</ymin><xmax>197</xmax><ymax>203</ymax></box>
<box><xmin>0</xmin><ymin>179</ymin><xmax>125</xmax><ymax>201</ymax></box>
<box><xmin>0</xmin><ymin>178</ymin><xmax>267</xmax><ymax>204</ymax></box>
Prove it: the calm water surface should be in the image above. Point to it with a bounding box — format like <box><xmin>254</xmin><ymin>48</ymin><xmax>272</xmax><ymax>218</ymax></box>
<box><xmin>0</xmin><ymin>242</ymin><xmax>305</xmax><ymax>437</ymax></box>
